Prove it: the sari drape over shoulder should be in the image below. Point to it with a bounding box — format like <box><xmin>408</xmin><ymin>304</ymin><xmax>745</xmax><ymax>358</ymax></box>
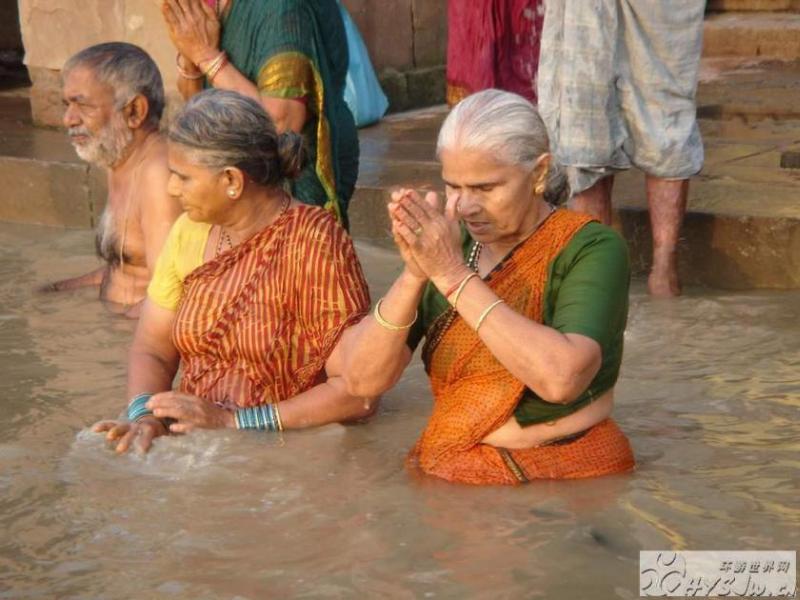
<box><xmin>173</xmin><ymin>206</ymin><xmax>369</xmax><ymax>408</ymax></box>
<box><xmin>410</xmin><ymin>210</ymin><xmax>635</xmax><ymax>485</ymax></box>
<box><xmin>220</xmin><ymin>0</ymin><xmax>359</xmax><ymax>228</ymax></box>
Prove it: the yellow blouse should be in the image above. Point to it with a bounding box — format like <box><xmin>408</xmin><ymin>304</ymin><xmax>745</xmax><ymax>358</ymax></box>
<box><xmin>147</xmin><ymin>214</ymin><xmax>211</xmax><ymax>311</ymax></box>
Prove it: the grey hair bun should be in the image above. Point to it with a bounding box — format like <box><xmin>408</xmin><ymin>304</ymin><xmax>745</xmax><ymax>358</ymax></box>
<box><xmin>544</xmin><ymin>161</ymin><xmax>571</xmax><ymax>206</ymax></box>
<box><xmin>277</xmin><ymin>131</ymin><xmax>308</xmax><ymax>180</ymax></box>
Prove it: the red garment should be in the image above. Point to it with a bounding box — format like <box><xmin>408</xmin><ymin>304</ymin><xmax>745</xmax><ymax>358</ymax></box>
<box><xmin>446</xmin><ymin>0</ymin><xmax>545</xmax><ymax>105</ymax></box>
<box><xmin>173</xmin><ymin>205</ymin><xmax>369</xmax><ymax>409</ymax></box>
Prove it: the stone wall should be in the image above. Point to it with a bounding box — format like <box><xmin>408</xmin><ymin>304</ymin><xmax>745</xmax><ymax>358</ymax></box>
<box><xmin>18</xmin><ymin>0</ymin><xmax>447</xmax><ymax>127</ymax></box>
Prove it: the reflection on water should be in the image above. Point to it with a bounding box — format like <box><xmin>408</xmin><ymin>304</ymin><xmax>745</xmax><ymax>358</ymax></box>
<box><xmin>0</xmin><ymin>222</ymin><xmax>797</xmax><ymax>599</ymax></box>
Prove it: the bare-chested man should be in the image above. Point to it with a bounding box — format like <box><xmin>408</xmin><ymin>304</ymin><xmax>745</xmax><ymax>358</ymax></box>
<box><xmin>44</xmin><ymin>42</ymin><xmax>182</xmax><ymax>317</ymax></box>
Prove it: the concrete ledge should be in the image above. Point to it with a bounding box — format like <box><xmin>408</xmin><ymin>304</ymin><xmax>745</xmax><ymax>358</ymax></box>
<box><xmin>707</xmin><ymin>0</ymin><xmax>800</xmax><ymax>11</ymax></box>
<box><xmin>704</xmin><ymin>13</ymin><xmax>800</xmax><ymax>60</ymax></box>
<box><xmin>0</xmin><ymin>155</ymin><xmax>105</xmax><ymax>228</ymax></box>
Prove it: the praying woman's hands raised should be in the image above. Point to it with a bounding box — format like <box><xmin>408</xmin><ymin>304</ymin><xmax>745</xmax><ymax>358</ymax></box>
<box><xmin>162</xmin><ymin>0</ymin><xmax>221</xmax><ymax>66</ymax></box>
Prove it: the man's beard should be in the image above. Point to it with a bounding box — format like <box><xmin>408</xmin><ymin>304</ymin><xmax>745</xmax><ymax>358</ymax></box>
<box><xmin>69</xmin><ymin>113</ymin><xmax>134</xmax><ymax>168</ymax></box>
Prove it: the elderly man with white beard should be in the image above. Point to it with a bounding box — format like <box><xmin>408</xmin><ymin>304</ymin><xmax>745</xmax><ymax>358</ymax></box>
<box><xmin>43</xmin><ymin>42</ymin><xmax>182</xmax><ymax>318</ymax></box>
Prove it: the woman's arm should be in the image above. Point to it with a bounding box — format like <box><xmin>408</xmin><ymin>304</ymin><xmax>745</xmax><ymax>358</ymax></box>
<box><xmin>126</xmin><ymin>300</ymin><xmax>180</xmax><ymax>398</ymax></box>
<box><xmin>481</xmin><ymin>389</ymin><xmax>614</xmax><ymax>449</ymax></box>
<box><xmin>338</xmin><ymin>192</ymin><xmax>436</xmax><ymax>398</ymax></box>
<box><xmin>92</xmin><ymin>300</ymin><xmax>180</xmax><ymax>453</ymax></box>
<box><xmin>163</xmin><ymin>0</ymin><xmax>307</xmax><ymax>132</ymax></box>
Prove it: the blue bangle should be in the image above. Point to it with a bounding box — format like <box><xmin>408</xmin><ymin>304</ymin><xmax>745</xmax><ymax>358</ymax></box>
<box><xmin>127</xmin><ymin>393</ymin><xmax>154</xmax><ymax>422</ymax></box>
<box><xmin>235</xmin><ymin>405</ymin><xmax>278</xmax><ymax>432</ymax></box>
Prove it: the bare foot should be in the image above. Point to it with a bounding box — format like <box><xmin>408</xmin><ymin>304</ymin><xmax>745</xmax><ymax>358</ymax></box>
<box><xmin>648</xmin><ymin>247</ymin><xmax>681</xmax><ymax>297</ymax></box>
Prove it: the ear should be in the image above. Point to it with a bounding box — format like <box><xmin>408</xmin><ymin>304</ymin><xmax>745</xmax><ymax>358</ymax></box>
<box><xmin>221</xmin><ymin>166</ymin><xmax>246</xmax><ymax>200</ymax></box>
<box><xmin>531</xmin><ymin>152</ymin><xmax>552</xmax><ymax>195</ymax></box>
<box><xmin>124</xmin><ymin>94</ymin><xmax>150</xmax><ymax>129</ymax></box>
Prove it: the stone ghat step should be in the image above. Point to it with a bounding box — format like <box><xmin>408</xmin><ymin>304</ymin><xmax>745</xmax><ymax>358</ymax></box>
<box><xmin>707</xmin><ymin>0</ymin><xmax>800</xmax><ymax>11</ymax></box>
<box><xmin>703</xmin><ymin>12</ymin><xmax>800</xmax><ymax>60</ymax></box>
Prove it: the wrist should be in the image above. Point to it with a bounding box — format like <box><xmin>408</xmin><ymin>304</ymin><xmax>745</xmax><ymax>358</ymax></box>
<box><xmin>195</xmin><ymin>47</ymin><xmax>221</xmax><ymax>69</ymax></box>
<box><xmin>431</xmin><ymin>265</ymin><xmax>473</xmax><ymax>298</ymax></box>
<box><xmin>399</xmin><ymin>267</ymin><xmax>427</xmax><ymax>288</ymax></box>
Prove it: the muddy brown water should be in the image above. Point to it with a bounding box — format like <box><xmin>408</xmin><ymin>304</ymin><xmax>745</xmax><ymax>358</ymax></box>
<box><xmin>0</xmin><ymin>222</ymin><xmax>797</xmax><ymax>599</ymax></box>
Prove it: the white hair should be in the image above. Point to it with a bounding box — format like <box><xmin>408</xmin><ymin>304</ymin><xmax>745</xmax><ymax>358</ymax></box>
<box><xmin>436</xmin><ymin>89</ymin><xmax>570</xmax><ymax>204</ymax></box>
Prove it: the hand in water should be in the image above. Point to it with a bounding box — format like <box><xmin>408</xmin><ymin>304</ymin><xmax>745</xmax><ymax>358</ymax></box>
<box><xmin>147</xmin><ymin>391</ymin><xmax>235</xmax><ymax>433</ymax></box>
<box><xmin>92</xmin><ymin>416</ymin><xmax>167</xmax><ymax>454</ymax></box>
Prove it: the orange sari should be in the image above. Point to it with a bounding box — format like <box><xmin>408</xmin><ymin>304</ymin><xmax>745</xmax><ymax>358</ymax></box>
<box><xmin>173</xmin><ymin>205</ymin><xmax>369</xmax><ymax>409</ymax></box>
<box><xmin>410</xmin><ymin>210</ymin><xmax>635</xmax><ymax>485</ymax></box>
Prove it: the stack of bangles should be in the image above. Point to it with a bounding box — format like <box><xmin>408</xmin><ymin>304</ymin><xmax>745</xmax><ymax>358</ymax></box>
<box><xmin>234</xmin><ymin>403</ymin><xmax>284</xmax><ymax>432</ymax></box>
<box><xmin>127</xmin><ymin>392</ymin><xmax>154</xmax><ymax>422</ymax></box>
<box><xmin>176</xmin><ymin>51</ymin><xmax>228</xmax><ymax>83</ymax></box>
<box><xmin>444</xmin><ymin>272</ymin><xmax>505</xmax><ymax>333</ymax></box>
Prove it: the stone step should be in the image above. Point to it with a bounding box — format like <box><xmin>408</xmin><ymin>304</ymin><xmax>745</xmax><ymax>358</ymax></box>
<box><xmin>707</xmin><ymin>0</ymin><xmax>800</xmax><ymax>11</ymax></box>
<box><xmin>703</xmin><ymin>12</ymin><xmax>800</xmax><ymax>60</ymax></box>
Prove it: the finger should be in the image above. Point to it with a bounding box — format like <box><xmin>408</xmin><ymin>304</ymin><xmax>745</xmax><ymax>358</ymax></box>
<box><xmin>162</xmin><ymin>2</ymin><xmax>177</xmax><ymax>26</ymax></box>
<box><xmin>426</xmin><ymin>191</ymin><xmax>445</xmax><ymax>215</ymax></box>
<box><xmin>92</xmin><ymin>420</ymin><xmax>118</xmax><ymax>433</ymax></box>
<box><xmin>198</xmin><ymin>0</ymin><xmax>217</xmax><ymax>20</ymax></box>
<box><xmin>402</xmin><ymin>189</ymin><xmax>436</xmax><ymax>219</ymax></box>
<box><xmin>392</xmin><ymin>208</ymin><xmax>422</xmax><ymax>235</ymax></box>
<box><xmin>106</xmin><ymin>422</ymin><xmax>131</xmax><ymax>441</ymax></box>
<box><xmin>165</xmin><ymin>0</ymin><xmax>184</xmax><ymax>20</ymax></box>
<box><xmin>115</xmin><ymin>428</ymin><xmax>138</xmax><ymax>454</ymax></box>
<box><xmin>151</xmin><ymin>406</ymin><xmax>190</xmax><ymax>422</ymax></box>
<box><xmin>175</xmin><ymin>0</ymin><xmax>191</xmax><ymax>19</ymax></box>
<box><xmin>397</xmin><ymin>195</ymin><xmax>430</xmax><ymax>226</ymax></box>
<box><xmin>169</xmin><ymin>422</ymin><xmax>194</xmax><ymax>434</ymax></box>
<box><xmin>134</xmin><ymin>427</ymin><xmax>156</xmax><ymax>454</ymax></box>
<box><xmin>444</xmin><ymin>191</ymin><xmax>460</xmax><ymax>221</ymax></box>
<box><xmin>393</xmin><ymin>219</ymin><xmax>421</xmax><ymax>248</ymax></box>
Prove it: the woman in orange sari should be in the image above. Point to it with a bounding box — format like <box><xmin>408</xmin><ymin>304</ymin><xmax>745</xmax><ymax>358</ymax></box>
<box><xmin>92</xmin><ymin>89</ymin><xmax>371</xmax><ymax>454</ymax></box>
<box><xmin>342</xmin><ymin>90</ymin><xmax>635</xmax><ymax>485</ymax></box>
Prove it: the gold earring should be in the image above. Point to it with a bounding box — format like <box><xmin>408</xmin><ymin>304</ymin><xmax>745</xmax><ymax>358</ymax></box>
<box><xmin>534</xmin><ymin>184</ymin><xmax>545</xmax><ymax>196</ymax></box>
<box><xmin>228</xmin><ymin>189</ymin><xmax>236</xmax><ymax>198</ymax></box>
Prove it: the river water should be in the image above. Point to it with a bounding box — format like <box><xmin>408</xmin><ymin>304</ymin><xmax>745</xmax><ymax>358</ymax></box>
<box><xmin>0</xmin><ymin>222</ymin><xmax>797</xmax><ymax>599</ymax></box>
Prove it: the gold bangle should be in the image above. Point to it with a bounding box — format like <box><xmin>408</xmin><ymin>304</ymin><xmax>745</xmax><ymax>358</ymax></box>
<box><xmin>206</xmin><ymin>53</ymin><xmax>228</xmax><ymax>83</ymax></box>
<box><xmin>475</xmin><ymin>299</ymin><xmax>505</xmax><ymax>332</ymax></box>
<box><xmin>450</xmin><ymin>272</ymin><xmax>478</xmax><ymax>309</ymax></box>
<box><xmin>373</xmin><ymin>298</ymin><xmax>417</xmax><ymax>331</ymax></box>
<box><xmin>200</xmin><ymin>51</ymin><xmax>227</xmax><ymax>79</ymax></box>
<box><xmin>273</xmin><ymin>402</ymin><xmax>284</xmax><ymax>432</ymax></box>
<box><xmin>176</xmin><ymin>52</ymin><xmax>204</xmax><ymax>80</ymax></box>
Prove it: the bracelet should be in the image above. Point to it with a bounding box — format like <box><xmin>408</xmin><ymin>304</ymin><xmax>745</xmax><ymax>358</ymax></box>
<box><xmin>234</xmin><ymin>404</ymin><xmax>279</xmax><ymax>432</ymax></box>
<box><xmin>200</xmin><ymin>51</ymin><xmax>228</xmax><ymax>82</ymax></box>
<box><xmin>126</xmin><ymin>392</ymin><xmax>154</xmax><ymax>422</ymax></box>
<box><xmin>475</xmin><ymin>299</ymin><xmax>505</xmax><ymax>332</ymax></box>
<box><xmin>273</xmin><ymin>402</ymin><xmax>284</xmax><ymax>432</ymax></box>
<box><xmin>450</xmin><ymin>272</ymin><xmax>479</xmax><ymax>309</ymax></box>
<box><xmin>175</xmin><ymin>52</ymin><xmax>204</xmax><ymax>80</ymax></box>
<box><xmin>443</xmin><ymin>271</ymin><xmax>471</xmax><ymax>299</ymax></box>
<box><xmin>373</xmin><ymin>298</ymin><xmax>417</xmax><ymax>331</ymax></box>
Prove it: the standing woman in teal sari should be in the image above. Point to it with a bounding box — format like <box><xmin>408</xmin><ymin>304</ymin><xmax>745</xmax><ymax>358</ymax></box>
<box><xmin>161</xmin><ymin>0</ymin><xmax>358</xmax><ymax>227</ymax></box>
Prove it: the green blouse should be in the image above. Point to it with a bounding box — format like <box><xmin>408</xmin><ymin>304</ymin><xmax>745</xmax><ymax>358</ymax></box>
<box><xmin>407</xmin><ymin>221</ymin><xmax>630</xmax><ymax>426</ymax></box>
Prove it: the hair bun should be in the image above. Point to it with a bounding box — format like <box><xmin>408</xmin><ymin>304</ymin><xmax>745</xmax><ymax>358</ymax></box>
<box><xmin>277</xmin><ymin>131</ymin><xmax>308</xmax><ymax>180</ymax></box>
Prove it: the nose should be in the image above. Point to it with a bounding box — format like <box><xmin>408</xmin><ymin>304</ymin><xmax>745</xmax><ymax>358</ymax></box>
<box><xmin>166</xmin><ymin>173</ymin><xmax>181</xmax><ymax>198</ymax></box>
<box><xmin>457</xmin><ymin>190</ymin><xmax>481</xmax><ymax>217</ymax></box>
<box><xmin>63</xmin><ymin>103</ymin><xmax>80</xmax><ymax>128</ymax></box>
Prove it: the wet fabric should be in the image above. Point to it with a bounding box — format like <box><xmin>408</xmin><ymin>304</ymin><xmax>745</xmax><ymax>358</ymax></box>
<box><xmin>407</xmin><ymin>218</ymin><xmax>630</xmax><ymax>426</ymax></box>
<box><xmin>150</xmin><ymin>205</ymin><xmax>370</xmax><ymax>409</ymax></box>
<box><xmin>407</xmin><ymin>209</ymin><xmax>635</xmax><ymax>485</ymax></box>
<box><xmin>219</xmin><ymin>0</ymin><xmax>359</xmax><ymax>227</ymax></box>
<box><xmin>537</xmin><ymin>0</ymin><xmax>705</xmax><ymax>193</ymax></box>
<box><xmin>446</xmin><ymin>0</ymin><xmax>546</xmax><ymax>105</ymax></box>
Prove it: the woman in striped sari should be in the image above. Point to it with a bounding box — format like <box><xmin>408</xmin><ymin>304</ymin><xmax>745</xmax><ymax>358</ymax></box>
<box><xmin>92</xmin><ymin>89</ymin><xmax>371</xmax><ymax>454</ymax></box>
<box><xmin>161</xmin><ymin>0</ymin><xmax>358</xmax><ymax>228</ymax></box>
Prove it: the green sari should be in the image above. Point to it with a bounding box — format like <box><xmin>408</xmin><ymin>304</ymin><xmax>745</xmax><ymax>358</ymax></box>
<box><xmin>220</xmin><ymin>0</ymin><xmax>359</xmax><ymax>228</ymax></box>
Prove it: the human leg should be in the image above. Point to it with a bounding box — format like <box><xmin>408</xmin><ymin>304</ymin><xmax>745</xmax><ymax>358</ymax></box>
<box><xmin>646</xmin><ymin>175</ymin><xmax>688</xmax><ymax>297</ymax></box>
<box><xmin>571</xmin><ymin>175</ymin><xmax>614</xmax><ymax>225</ymax></box>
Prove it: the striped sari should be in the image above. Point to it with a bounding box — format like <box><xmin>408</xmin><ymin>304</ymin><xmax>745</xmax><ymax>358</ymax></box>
<box><xmin>219</xmin><ymin>0</ymin><xmax>358</xmax><ymax>228</ymax></box>
<box><xmin>173</xmin><ymin>205</ymin><xmax>369</xmax><ymax>409</ymax></box>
